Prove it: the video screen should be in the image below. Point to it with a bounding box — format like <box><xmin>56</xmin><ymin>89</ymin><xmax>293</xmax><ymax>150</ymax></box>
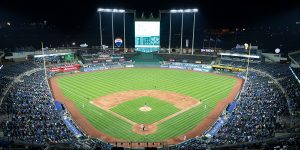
<box><xmin>135</xmin><ymin>21</ymin><xmax>160</xmax><ymax>52</ymax></box>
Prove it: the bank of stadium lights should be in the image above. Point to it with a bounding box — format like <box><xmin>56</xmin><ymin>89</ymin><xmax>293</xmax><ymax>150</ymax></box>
<box><xmin>97</xmin><ymin>8</ymin><xmax>127</xmax><ymax>53</ymax></box>
<box><xmin>169</xmin><ymin>9</ymin><xmax>198</xmax><ymax>13</ymax></box>
<box><xmin>97</xmin><ymin>8</ymin><xmax>125</xmax><ymax>13</ymax></box>
<box><xmin>162</xmin><ymin>8</ymin><xmax>198</xmax><ymax>54</ymax></box>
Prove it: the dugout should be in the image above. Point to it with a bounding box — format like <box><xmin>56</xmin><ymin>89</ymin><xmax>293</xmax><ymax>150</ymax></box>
<box><xmin>112</xmin><ymin>141</ymin><xmax>168</xmax><ymax>149</ymax></box>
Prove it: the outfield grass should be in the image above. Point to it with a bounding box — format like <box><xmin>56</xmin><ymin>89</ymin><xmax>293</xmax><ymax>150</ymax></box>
<box><xmin>110</xmin><ymin>96</ymin><xmax>180</xmax><ymax>124</ymax></box>
<box><xmin>56</xmin><ymin>68</ymin><xmax>237</xmax><ymax>142</ymax></box>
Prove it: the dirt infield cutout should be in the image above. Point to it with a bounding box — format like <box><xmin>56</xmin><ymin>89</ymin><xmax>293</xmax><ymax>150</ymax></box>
<box><xmin>90</xmin><ymin>90</ymin><xmax>200</xmax><ymax>135</ymax></box>
<box><xmin>90</xmin><ymin>90</ymin><xmax>199</xmax><ymax>110</ymax></box>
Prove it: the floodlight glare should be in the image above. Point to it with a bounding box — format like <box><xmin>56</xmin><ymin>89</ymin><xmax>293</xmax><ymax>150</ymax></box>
<box><xmin>244</xmin><ymin>43</ymin><xmax>249</xmax><ymax>50</ymax></box>
<box><xmin>98</xmin><ymin>8</ymin><xmax>125</xmax><ymax>13</ymax></box>
<box><xmin>170</xmin><ymin>9</ymin><xmax>198</xmax><ymax>13</ymax></box>
<box><xmin>119</xmin><ymin>9</ymin><xmax>125</xmax><ymax>13</ymax></box>
<box><xmin>184</xmin><ymin>9</ymin><xmax>192</xmax><ymax>13</ymax></box>
<box><xmin>170</xmin><ymin>10</ymin><xmax>177</xmax><ymax>13</ymax></box>
<box><xmin>105</xmin><ymin>9</ymin><xmax>112</xmax><ymax>12</ymax></box>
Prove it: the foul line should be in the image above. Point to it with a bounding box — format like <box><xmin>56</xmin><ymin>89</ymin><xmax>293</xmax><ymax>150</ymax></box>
<box><xmin>90</xmin><ymin>101</ymin><xmax>137</xmax><ymax>125</ymax></box>
<box><xmin>90</xmin><ymin>100</ymin><xmax>201</xmax><ymax>128</ymax></box>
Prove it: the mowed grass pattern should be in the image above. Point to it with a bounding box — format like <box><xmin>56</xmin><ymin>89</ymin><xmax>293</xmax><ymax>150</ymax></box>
<box><xmin>56</xmin><ymin>68</ymin><xmax>237</xmax><ymax>141</ymax></box>
<box><xmin>110</xmin><ymin>96</ymin><xmax>180</xmax><ymax>124</ymax></box>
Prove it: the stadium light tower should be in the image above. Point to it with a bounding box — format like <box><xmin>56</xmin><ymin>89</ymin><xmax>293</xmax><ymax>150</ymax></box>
<box><xmin>167</xmin><ymin>8</ymin><xmax>198</xmax><ymax>54</ymax></box>
<box><xmin>97</xmin><ymin>8</ymin><xmax>125</xmax><ymax>53</ymax></box>
<box><xmin>168</xmin><ymin>12</ymin><xmax>172</xmax><ymax>53</ymax></box>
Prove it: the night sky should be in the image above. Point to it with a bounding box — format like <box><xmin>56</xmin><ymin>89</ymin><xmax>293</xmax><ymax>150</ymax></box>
<box><xmin>1</xmin><ymin>0</ymin><xmax>300</xmax><ymax>51</ymax></box>
<box><xmin>1</xmin><ymin>0</ymin><xmax>300</xmax><ymax>29</ymax></box>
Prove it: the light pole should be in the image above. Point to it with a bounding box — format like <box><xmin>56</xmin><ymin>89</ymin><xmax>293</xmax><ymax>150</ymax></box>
<box><xmin>180</xmin><ymin>11</ymin><xmax>183</xmax><ymax>54</ymax></box>
<box><xmin>123</xmin><ymin>13</ymin><xmax>126</xmax><ymax>52</ymax></box>
<box><xmin>166</xmin><ymin>9</ymin><xmax>198</xmax><ymax>54</ymax></box>
<box><xmin>97</xmin><ymin>8</ymin><xmax>126</xmax><ymax>53</ymax></box>
<box><xmin>192</xmin><ymin>11</ymin><xmax>196</xmax><ymax>55</ymax></box>
<box><xmin>168</xmin><ymin>13</ymin><xmax>172</xmax><ymax>53</ymax></box>
<box><xmin>97</xmin><ymin>8</ymin><xmax>135</xmax><ymax>53</ymax></box>
<box><xmin>98</xmin><ymin>11</ymin><xmax>102</xmax><ymax>47</ymax></box>
<box><xmin>112</xmin><ymin>12</ymin><xmax>114</xmax><ymax>53</ymax></box>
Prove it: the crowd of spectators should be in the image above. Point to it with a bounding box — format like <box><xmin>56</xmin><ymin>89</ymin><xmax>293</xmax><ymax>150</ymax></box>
<box><xmin>279</xmin><ymin>74</ymin><xmax>300</xmax><ymax>113</ymax></box>
<box><xmin>220</xmin><ymin>59</ymin><xmax>291</xmax><ymax>78</ymax></box>
<box><xmin>1</xmin><ymin>59</ymin><xmax>299</xmax><ymax>149</ymax></box>
<box><xmin>0</xmin><ymin>76</ymin><xmax>11</xmax><ymax>98</ymax></box>
<box><xmin>291</xmin><ymin>67</ymin><xmax>300</xmax><ymax>78</ymax></box>
<box><xmin>78</xmin><ymin>49</ymin><xmax>123</xmax><ymax>63</ymax></box>
<box><xmin>161</xmin><ymin>59</ymin><xmax>299</xmax><ymax>149</ymax></box>
<box><xmin>12</xmin><ymin>46</ymin><xmax>36</xmax><ymax>52</ymax></box>
<box><xmin>34</xmin><ymin>56</ymin><xmax>63</xmax><ymax>64</ymax></box>
<box><xmin>157</xmin><ymin>53</ymin><xmax>215</xmax><ymax>64</ymax></box>
<box><xmin>290</xmin><ymin>52</ymin><xmax>300</xmax><ymax>63</ymax></box>
<box><xmin>0</xmin><ymin>62</ymin><xmax>36</xmax><ymax>99</ymax></box>
<box><xmin>82</xmin><ymin>61</ymin><xmax>134</xmax><ymax>72</ymax></box>
<box><xmin>221</xmin><ymin>59</ymin><xmax>300</xmax><ymax>112</ymax></box>
<box><xmin>1</xmin><ymin>71</ymin><xmax>76</xmax><ymax>144</ymax></box>
<box><xmin>0</xmin><ymin>62</ymin><xmax>36</xmax><ymax>77</ymax></box>
<box><xmin>0</xmin><ymin>67</ymin><xmax>112</xmax><ymax>149</ymax></box>
<box><xmin>174</xmin><ymin>71</ymin><xmax>290</xmax><ymax>149</ymax></box>
<box><xmin>213</xmin><ymin>134</ymin><xmax>300</xmax><ymax>150</ymax></box>
<box><xmin>210</xmin><ymin>72</ymin><xmax>288</xmax><ymax>144</ymax></box>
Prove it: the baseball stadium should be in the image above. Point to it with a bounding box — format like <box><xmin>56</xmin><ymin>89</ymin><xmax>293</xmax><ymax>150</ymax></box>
<box><xmin>1</xmin><ymin>2</ymin><xmax>300</xmax><ymax>150</ymax></box>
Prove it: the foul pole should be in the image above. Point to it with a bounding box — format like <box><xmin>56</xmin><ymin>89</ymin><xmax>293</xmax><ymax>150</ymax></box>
<box><xmin>245</xmin><ymin>43</ymin><xmax>251</xmax><ymax>82</ymax></box>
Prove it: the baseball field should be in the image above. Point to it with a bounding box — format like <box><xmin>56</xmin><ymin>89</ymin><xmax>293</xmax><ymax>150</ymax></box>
<box><xmin>49</xmin><ymin>68</ymin><xmax>242</xmax><ymax>144</ymax></box>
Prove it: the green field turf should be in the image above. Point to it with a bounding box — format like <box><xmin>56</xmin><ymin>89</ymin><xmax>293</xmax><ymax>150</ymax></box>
<box><xmin>110</xmin><ymin>96</ymin><xmax>180</xmax><ymax>124</ymax></box>
<box><xmin>56</xmin><ymin>68</ymin><xmax>238</xmax><ymax>142</ymax></box>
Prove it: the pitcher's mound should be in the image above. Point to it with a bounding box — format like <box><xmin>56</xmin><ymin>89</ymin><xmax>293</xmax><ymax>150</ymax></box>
<box><xmin>139</xmin><ymin>106</ymin><xmax>152</xmax><ymax>112</ymax></box>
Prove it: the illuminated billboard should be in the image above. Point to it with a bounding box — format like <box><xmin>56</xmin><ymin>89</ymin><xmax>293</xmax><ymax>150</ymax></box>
<box><xmin>135</xmin><ymin>21</ymin><xmax>160</xmax><ymax>52</ymax></box>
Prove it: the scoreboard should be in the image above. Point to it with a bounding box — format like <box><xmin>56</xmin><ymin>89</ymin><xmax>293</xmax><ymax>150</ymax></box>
<box><xmin>135</xmin><ymin>21</ymin><xmax>160</xmax><ymax>52</ymax></box>
<box><xmin>135</xmin><ymin>37</ymin><xmax>159</xmax><ymax>46</ymax></box>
